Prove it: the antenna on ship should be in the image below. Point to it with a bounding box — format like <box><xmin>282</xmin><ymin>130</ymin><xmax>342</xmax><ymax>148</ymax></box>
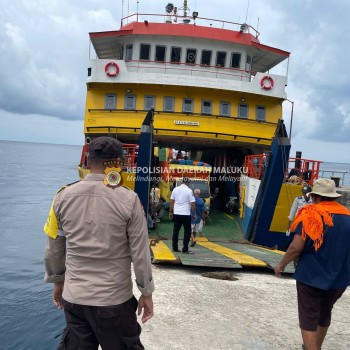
<box><xmin>180</xmin><ymin>0</ymin><xmax>191</xmax><ymax>24</ymax></box>
<box><xmin>239</xmin><ymin>0</ymin><xmax>250</xmax><ymax>33</ymax></box>
<box><xmin>245</xmin><ymin>0</ymin><xmax>250</xmax><ymax>23</ymax></box>
<box><xmin>183</xmin><ymin>0</ymin><xmax>188</xmax><ymax>17</ymax></box>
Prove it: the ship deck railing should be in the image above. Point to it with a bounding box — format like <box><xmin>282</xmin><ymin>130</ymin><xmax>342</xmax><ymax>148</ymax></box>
<box><xmin>85</xmin><ymin>124</ymin><xmax>273</xmax><ymax>144</ymax></box>
<box><xmin>123</xmin><ymin>143</ymin><xmax>138</xmax><ymax>168</ymax></box>
<box><xmin>120</xmin><ymin>13</ymin><xmax>260</xmax><ymax>38</ymax></box>
<box><xmin>285</xmin><ymin>157</ymin><xmax>323</xmax><ymax>186</ymax></box>
<box><xmin>243</xmin><ymin>154</ymin><xmax>268</xmax><ymax>179</ymax></box>
<box><xmin>86</xmin><ymin>108</ymin><xmax>277</xmax><ymax>124</ymax></box>
<box><xmin>121</xmin><ymin>59</ymin><xmax>256</xmax><ymax>81</ymax></box>
<box><xmin>318</xmin><ymin>170</ymin><xmax>347</xmax><ymax>187</ymax></box>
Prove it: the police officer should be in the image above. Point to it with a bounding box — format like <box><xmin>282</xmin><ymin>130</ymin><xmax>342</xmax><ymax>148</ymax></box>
<box><xmin>44</xmin><ymin>136</ymin><xmax>154</xmax><ymax>350</ymax></box>
<box><xmin>286</xmin><ymin>184</ymin><xmax>312</xmax><ymax>232</ymax></box>
<box><xmin>285</xmin><ymin>184</ymin><xmax>312</xmax><ymax>251</ymax></box>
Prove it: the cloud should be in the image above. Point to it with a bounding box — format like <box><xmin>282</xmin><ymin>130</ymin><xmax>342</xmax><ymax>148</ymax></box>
<box><xmin>269</xmin><ymin>1</ymin><xmax>350</xmax><ymax>144</ymax></box>
<box><xmin>0</xmin><ymin>0</ymin><xmax>116</xmax><ymax>121</ymax></box>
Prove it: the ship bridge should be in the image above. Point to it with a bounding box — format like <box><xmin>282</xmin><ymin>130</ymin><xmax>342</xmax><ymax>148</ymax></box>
<box><xmin>84</xmin><ymin>10</ymin><xmax>291</xmax><ymax>156</ymax></box>
<box><xmin>90</xmin><ymin>13</ymin><xmax>290</xmax><ymax>74</ymax></box>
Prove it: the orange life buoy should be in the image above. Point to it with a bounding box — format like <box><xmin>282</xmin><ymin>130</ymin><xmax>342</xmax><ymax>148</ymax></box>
<box><xmin>105</xmin><ymin>62</ymin><xmax>119</xmax><ymax>77</ymax></box>
<box><xmin>260</xmin><ymin>75</ymin><xmax>274</xmax><ymax>90</ymax></box>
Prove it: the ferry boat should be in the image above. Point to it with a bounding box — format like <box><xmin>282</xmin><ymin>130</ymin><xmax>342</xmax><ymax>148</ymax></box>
<box><xmin>77</xmin><ymin>2</ymin><xmax>327</xmax><ymax>271</ymax></box>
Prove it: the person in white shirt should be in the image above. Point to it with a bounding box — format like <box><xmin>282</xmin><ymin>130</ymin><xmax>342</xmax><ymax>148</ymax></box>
<box><xmin>285</xmin><ymin>184</ymin><xmax>312</xmax><ymax>250</ymax></box>
<box><xmin>169</xmin><ymin>177</ymin><xmax>196</xmax><ymax>254</ymax></box>
<box><xmin>286</xmin><ymin>184</ymin><xmax>312</xmax><ymax>231</ymax></box>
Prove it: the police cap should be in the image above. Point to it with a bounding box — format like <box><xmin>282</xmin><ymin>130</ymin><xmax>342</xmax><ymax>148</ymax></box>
<box><xmin>88</xmin><ymin>137</ymin><xmax>123</xmax><ymax>159</ymax></box>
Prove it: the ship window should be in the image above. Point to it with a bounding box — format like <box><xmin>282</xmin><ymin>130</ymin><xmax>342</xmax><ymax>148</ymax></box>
<box><xmin>201</xmin><ymin>100</ymin><xmax>212</xmax><ymax>115</ymax></box>
<box><xmin>183</xmin><ymin>98</ymin><xmax>193</xmax><ymax>113</ymax></box>
<box><xmin>163</xmin><ymin>96</ymin><xmax>175</xmax><ymax>112</ymax></box>
<box><xmin>231</xmin><ymin>52</ymin><xmax>241</xmax><ymax>69</ymax></box>
<box><xmin>201</xmin><ymin>50</ymin><xmax>212</xmax><ymax>66</ymax></box>
<box><xmin>216</xmin><ymin>51</ymin><xmax>226</xmax><ymax>67</ymax></box>
<box><xmin>155</xmin><ymin>45</ymin><xmax>166</xmax><ymax>62</ymax></box>
<box><xmin>125</xmin><ymin>44</ymin><xmax>133</xmax><ymax>61</ymax></box>
<box><xmin>171</xmin><ymin>47</ymin><xmax>182</xmax><ymax>63</ymax></box>
<box><xmin>256</xmin><ymin>106</ymin><xmax>266</xmax><ymax>121</ymax></box>
<box><xmin>125</xmin><ymin>94</ymin><xmax>136</xmax><ymax>110</ymax></box>
<box><xmin>238</xmin><ymin>104</ymin><xmax>248</xmax><ymax>119</ymax></box>
<box><xmin>105</xmin><ymin>94</ymin><xmax>116</xmax><ymax>109</ymax></box>
<box><xmin>186</xmin><ymin>48</ymin><xmax>197</xmax><ymax>64</ymax></box>
<box><xmin>245</xmin><ymin>55</ymin><xmax>252</xmax><ymax>71</ymax></box>
<box><xmin>140</xmin><ymin>44</ymin><xmax>151</xmax><ymax>60</ymax></box>
<box><xmin>144</xmin><ymin>95</ymin><xmax>155</xmax><ymax>110</ymax></box>
<box><xmin>220</xmin><ymin>102</ymin><xmax>230</xmax><ymax>116</ymax></box>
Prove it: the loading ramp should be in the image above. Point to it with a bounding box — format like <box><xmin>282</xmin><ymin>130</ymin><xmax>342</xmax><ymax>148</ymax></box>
<box><xmin>149</xmin><ymin>210</ymin><xmax>294</xmax><ymax>274</ymax></box>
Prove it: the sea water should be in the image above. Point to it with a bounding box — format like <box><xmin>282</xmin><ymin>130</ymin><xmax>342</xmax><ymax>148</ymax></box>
<box><xmin>319</xmin><ymin>162</ymin><xmax>350</xmax><ymax>186</ymax></box>
<box><xmin>0</xmin><ymin>140</ymin><xmax>349</xmax><ymax>349</ymax></box>
<box><xmin>0</xmin><ymin>141</ymin><xmax>81</xmax><ymax>350</ymax></box>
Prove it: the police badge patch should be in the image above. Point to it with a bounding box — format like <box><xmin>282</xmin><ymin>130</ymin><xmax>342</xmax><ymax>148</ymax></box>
<box><xmin>104</xmin><ymin>167</ymin><xmax>122</xmax><ymax>188</ymax></box>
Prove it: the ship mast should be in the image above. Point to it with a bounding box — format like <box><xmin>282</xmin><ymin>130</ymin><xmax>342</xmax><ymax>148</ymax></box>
<box><xmin>183</xmin><ymin>0</ymin><xmax>188</xmax><ymax>17</ymax></box>
<box><xmin>181</xmin><ymin>0</ymin><xmax>191</xmax><ymax>24</ymax></box>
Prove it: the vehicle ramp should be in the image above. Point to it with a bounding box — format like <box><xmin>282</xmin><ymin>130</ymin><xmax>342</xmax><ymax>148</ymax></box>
<box><xmin>149</xmin><ymin>210</ymin><xmax>294</xmax><ymax>273</ymax></box>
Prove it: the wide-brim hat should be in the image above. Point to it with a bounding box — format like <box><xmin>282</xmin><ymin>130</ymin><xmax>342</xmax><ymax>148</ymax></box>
<box><xmin>309</xmin><ymin>178</ymin><xmax>341</xmax><ymax>198</ymax></box>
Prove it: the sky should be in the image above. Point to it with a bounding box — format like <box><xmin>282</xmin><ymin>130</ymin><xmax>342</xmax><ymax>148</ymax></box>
<box><xmin>1</xmin><ymin>0</ymin><xmax>350</xmax><ymax>162</ymax></box>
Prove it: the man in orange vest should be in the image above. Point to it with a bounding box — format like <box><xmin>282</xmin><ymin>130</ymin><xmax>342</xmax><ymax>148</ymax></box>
<box><xmin>275</xmin><ymin>178</ymin><xmax>350</xmax><ymax>350</ymax></box>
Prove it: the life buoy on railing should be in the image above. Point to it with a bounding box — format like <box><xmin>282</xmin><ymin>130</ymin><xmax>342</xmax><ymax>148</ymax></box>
<box><xmin>105</xmin><ymin>62</ymin><xmax>119</xmax><ymax>77</ymax></box>
<box><xmin>260</xmin><ymin>75</ymin><xmax>274</xmax><ymax>90</ymax></box>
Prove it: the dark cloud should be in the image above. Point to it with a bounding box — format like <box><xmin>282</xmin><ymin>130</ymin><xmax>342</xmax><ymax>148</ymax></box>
<box><xmin>1</xmin><ymin>0</ymin><xmax>350</xmax><ymax>158</ymax></box>
<box><xmin>0</xmin><ymin>0</ymin><xmax>116</xmax><ymax>121</ymax></box>
<box><xmin>266</xmin><ymin>1</ymin><xmax>350</xmax><ymax>143</ymax></box>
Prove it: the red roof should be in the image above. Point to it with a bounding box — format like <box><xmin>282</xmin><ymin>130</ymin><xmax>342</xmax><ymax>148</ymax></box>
<box><xmin>90</xmin><ymin>21</ymin><xmax>290</xmax><ymax>72</ymax></box>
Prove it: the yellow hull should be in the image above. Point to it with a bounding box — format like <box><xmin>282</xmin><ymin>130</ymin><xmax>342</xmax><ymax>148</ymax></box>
<box><xmin>270</xmin><ymin>183</ymin><xmax>306</xmax><ymax>232</ymax></box>
<box><xmin>84</xmin><ymin>83</ymin><xmax>282</xmax><ymax>150</ymax></box>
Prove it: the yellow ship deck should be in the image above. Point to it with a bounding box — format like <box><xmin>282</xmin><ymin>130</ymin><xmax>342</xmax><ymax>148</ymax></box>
<box><xmin>149</xmin><ymin>210</ymin><xmax>294</xmax><ymax>273</ymax></box>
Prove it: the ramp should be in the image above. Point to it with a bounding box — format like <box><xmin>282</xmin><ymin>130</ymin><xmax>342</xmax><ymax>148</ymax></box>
<box><xmin>149</xmin><ymin>210</ymin><xmax>294</xmax><ymax>273</ymax></box>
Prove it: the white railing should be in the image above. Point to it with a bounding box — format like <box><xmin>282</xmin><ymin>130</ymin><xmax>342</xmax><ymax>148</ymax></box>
<box><xmin>318</xmin><ymin>171</ymin><xmax>347</xmax><ymax>187</ymax></box>
<box><xmin>121</xmin><ymin>13</ymin><xmax>260</xmax><ymax>38</ymax></box>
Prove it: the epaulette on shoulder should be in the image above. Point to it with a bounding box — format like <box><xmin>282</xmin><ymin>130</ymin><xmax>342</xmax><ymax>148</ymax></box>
<box><xmin>56</xmin><ymin>180</ymin><xmax>80</xmax><ymax>195</ymax></box>
<box><xmin>122</xmin><ymin>185</ymin><xmax>131</xmax><ymax>191</ymax></box>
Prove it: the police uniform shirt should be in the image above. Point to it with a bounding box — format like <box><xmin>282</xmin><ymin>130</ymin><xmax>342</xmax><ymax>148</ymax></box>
<box><xmin>44</xmin><ymin>173</ymin><xmax>154</xmax><ymax>306</ymax></box>
<box><xmin>288</xmin><ymin>196</ymin><xmax>311</xmax><ymax>221</ymax></box>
